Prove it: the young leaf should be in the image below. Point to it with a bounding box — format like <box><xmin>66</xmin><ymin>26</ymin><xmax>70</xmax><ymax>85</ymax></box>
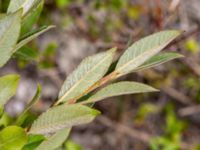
<box><xmin>14</xmin><ymin>46</ymin><xmax>39</xmax><ymax>61</ymax></box>
<box><xmin>22</xmin><ymin>134</ymin><xmax>45</xmax><ymax>150</ymax></box>
<box><xmin>0</xmin><ymin>74</ymin><xmax>20</xmax><ymax>106</ymax></box>
<box><xmin>115</xmin><ymin>30</ymin><xmax>181</xmax><ymax>76</ymax></box>
<box><xmin>0</xmin><ymin>10</ymin><xmax>21</xmax><ymax>67</ymax></box>
<box><xmin>57</xmin><ymin>48</ymin><xmax>116</xmax><ymax>104</ymax></box>
<box><xmin>0</xmin><ymin>126</ymin><xmax>28</xmax><ymax>150</ymax></box>
<box><xmin>134</xmin><ymin>52</ymin><xmax>184</xmax><ymax>71</ymax></box>
<box><xmin>29</xmin><ymin>104</ymin><xmax>100</xmax><ymax>134</ymax></box>
<box><xmin>13</xmin><ymin>25</ymin><xmax>55</xmax><ymax>53</ymax></box>
<box><xmin>21</xmin><ymin>0</ymin><xmax>44</xmax><ymax>35</ymax></box>
<box><xmin>16</xmin><ymin>84</ymin><xmax>41</xmax><ymax>126</ymax></box>
<box><xmin>7</xmin><ymin>0</ymin><xmax>41</xmax><ymax>16</ymax></box>
<box><xmin>81</xmin><ymin>81</ymin><xmax>158</xmax><ymax>104</ymax></box>
<box><xmin>35</xmin><ymin>128</ymin><xmax>71</xmax><ymax>150</ymax></box>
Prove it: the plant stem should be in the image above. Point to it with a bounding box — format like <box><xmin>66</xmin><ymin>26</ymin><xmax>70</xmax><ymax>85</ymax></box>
<box><xmin>66</xmin><ymin>71</ymin><xmax>119</xmax><ymax>105</ymax></box>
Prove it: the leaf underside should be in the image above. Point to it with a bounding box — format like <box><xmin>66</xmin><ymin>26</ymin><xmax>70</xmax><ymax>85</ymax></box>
<box><xmin>116</xmin><ymin>30</ymin><xmax>181</xmax><ymax>76</ymax></box>
<box><xmin>0</xmin><ymin>10</ymin><xmax>21</xmax><ymax>67</ymax></box>
<box><xmin>30</xmin><ymin>104</ymin><xmax>100</xmax><ymax>135</ymax></box>
<box><xmin>58</xmin><ymin>48</ymin><xmax>116</xmax><ymax>104</ymax></box>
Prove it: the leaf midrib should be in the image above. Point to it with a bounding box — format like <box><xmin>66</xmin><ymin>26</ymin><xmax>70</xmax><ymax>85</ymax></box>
<box><xmin>116</xmin><ymin>40</ymin><xmax>173</xmax><ymax>74</ymax></box>
<box><xmin>30</xmin><ymin>114</ymin><xmax>94</xmax><ymax>134</ymax></box>
<box><xmin>58</xmin><ymin>51</ymin><xmax>113</xmax><ymax>103</ymax></box>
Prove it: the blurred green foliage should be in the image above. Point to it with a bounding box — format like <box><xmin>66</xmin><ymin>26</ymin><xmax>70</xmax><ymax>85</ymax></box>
<box><xmin>185</xmin><ymin>38</ymin><xmax>199</xmax><ymax>54</ymax></box>
<box><xmin>65</xmin><ymin>140</ymin><xmax>83</xmax><ymax>150</ymax></box>
<box><xmin>135</xmin><ymin>103</ymin><xmax>160</xmax><ymax>124</ymax></box>
<box><xmin>150</xmin><ymin>104</ymin><xmax>186</xmax><ymax>150</ymax></box>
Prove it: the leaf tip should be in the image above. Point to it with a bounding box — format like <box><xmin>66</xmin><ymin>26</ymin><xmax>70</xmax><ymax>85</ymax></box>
<box><xmin>109</xmin><ymin>47</ymin><xmax>118</xmax><ymax>54</ymax></box>
<box><xmin>92</xmin><ymin>109</ymin><xmax>101</xmax><ymax>116</ymax></box>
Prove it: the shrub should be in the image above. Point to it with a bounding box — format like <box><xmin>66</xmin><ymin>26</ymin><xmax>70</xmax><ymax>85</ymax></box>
<box><xmin>0</xmin><ymin>1</ymin><xmax>183</xmax><ymax>149</ymax></box>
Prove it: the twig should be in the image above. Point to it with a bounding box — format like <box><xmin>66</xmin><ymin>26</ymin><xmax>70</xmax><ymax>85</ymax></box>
<box><xmin>162</xmin><ymin>87</ymin><xmax>194</xmax><ymax>105</ymax></box>
<box><xmin>97</xmin><ymin>116</ymin><xmax>152</xmax><ymax>143</ymax></box>
<box><xmin>179</xmin><ymin>105</ymin><xmax>200</xmax><ymax>117</ymax></box>
<box><xmin>97</xmin><ymin>115</ymin><xmax>190</xmax><ymax>150</ymax></box>
<box><xmin>167</xmin><ymin>27</ymin><xmax>200</xmax><ymax>48</ymax></box>
<box><xmin>66</xmin><ymin>71</ymin><xmax>119</xmax><ymax>104</ymax></box>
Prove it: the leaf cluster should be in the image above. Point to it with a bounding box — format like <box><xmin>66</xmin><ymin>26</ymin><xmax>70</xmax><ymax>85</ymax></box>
<box><xmin>0</xmin><ymin>0</ymin><xmax>183</xmax><ymax>149</ymax></box>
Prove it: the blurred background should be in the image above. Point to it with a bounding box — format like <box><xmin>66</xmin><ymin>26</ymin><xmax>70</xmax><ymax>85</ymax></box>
<box><xmin>1</xmin><ymin>0</ymin><xmax>200</xmax><ymax>149</ymax></box>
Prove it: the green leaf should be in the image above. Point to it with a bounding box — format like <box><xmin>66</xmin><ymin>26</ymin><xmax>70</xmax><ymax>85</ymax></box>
<box><xmin>115</xmin><ymin>30</ymin><xmax>181</xmax><ymax>76</ymax></box>
<box><xmin>134</xmin><ymin>52</ymin><xmax>183</xmax><ymax>71</ymax></box>
<box><xmin>29</xmin><ymin>104</ymin><xmax>100</xmax><ymax>135</ymax></box>
<box><xmin>82</xmin><ymin>81</ymin><xmax>158</xmax><ymax>104</ymax></box>
<box><xmin>57</xmin><ymin>48</ymin><xmax>116</xmax><ymax>104</ymax></box>
<box><xmin>21</xmin><ymin>0</ymin><xmax>44</xmax><ymax>35</ymax></box>
<box><xmin>7</xmin><ymin>0</ymin><xmax>42</xmax><ymax>16</ymax></box>
<box><xmin>14</xmin><ymin>46</ymin><xmax>39</xmax><ymax>61</ymax></box>
<box><xmin>0</xmin><ymin>126</ymin><xmax>28</xmax><ymax>150</ymax></box>
<box><xmin>13</xmin><ymin>25</ymin><xmax>55</xmax><ymax>53</ymax></box>
<box><xmin>65</xmin><ymin>140</ymin><xmax>83</xmax><ymax>150</ymax></box>
<box><xmin>185</xmin><ymin>38</ymin><xmax>199</xmax><ymax>54</ymax></box>
<box><xmin>0</xmin><ymin>112</ymin><xmax>12</xmax><ymax>127</ymax></box>
<box><xmin>16</xmin><ymin>84</ymin><xmax>41</xmax><ymax>126</ymax></box>
<box><xmin>0</xmin><ymin>10</ymin><xmax>21</xmax><ymax>67</ymax></box>
<box><xmin>22</xmin><ymin>134</ymin><xmax>45</xmax><ymax>150</ymax></box>
<box><xmin>0</xmin><ymin>106</ymin><xmax>3</xmax><ymax>117</ymax></box>
<box><xmin>0</xmin><ymin>74</ymin><xmax>20</xmax><ymax>106</ymax></box>
<box><xmin>35</xmin><ymin>128</ymin><xmax>71</xmax><ymax>150</ymax></box>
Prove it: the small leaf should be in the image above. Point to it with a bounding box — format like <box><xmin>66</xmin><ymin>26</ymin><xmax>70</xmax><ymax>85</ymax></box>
<box><xmin>57</xmin><ymin>48</ymin><xmax>116</xmax><ymax>104</ymax></box>
<box><xmin>16</xmin><ymin>84</ymin><xmax>41</xmax><ymax>126</ymax></box>
<box><xmin>14</xmin><ymin>46</ymin><xmax>39</xmax><ymax>61</ymax></box>
<box><xmin>29</xmin><ymin>104</ymin><xmax>100</xmax><ymax>134</ymax></box>
<box><xmin>116</xmin><ymin>30</ymin><xmax>181</xmax><ymax>76</ymax></box>
<box><xmin>35</xmin><ymin>128</ymin><xmax>71</xmax><ymax>150</ymax></box>
<box><xmin>0</xmin><ymin>10</ymin><xmax>21</xmax><ymax>67</ymax></box>
<box><xmin>0</xmin><ymin>74</ymin><xmax>20</xmax><ymax>106</ymax></box>
<box><xmin>21</xmin><ymin>0</ymin><xmax>44</xmax><ymax>34</ymax></box>
<box><xmin>13</xmin><ymin>25</ymin><xmax>55</xmax><ymax>53</ymax></box>
<box><xmin>22</xmin><ymin>134</ymin><xmax>45</xmax><ymax>150</ymax></box>
<box><xmin>0</xmin><ymin>126</ymin><xmax>28</xmax><ymax>150</ymax></box>
<box><xmin>134</xmin><ymin>52</ymin><xmax>183</xmax><ymax>71</ymax></box>
<box><xmin>7</xmin><ymin>0</ymin><xmax>42</xmax><ymax>16</ymax></box>
<box><xmin>0</xmin><ymin>106</ymin><xmax>3</xmax><ymax>117</ymax></box>
<box><xmin>82</xmin><ymin>81</ymin><xmax>158</xmax><ymax>104</ymax></box>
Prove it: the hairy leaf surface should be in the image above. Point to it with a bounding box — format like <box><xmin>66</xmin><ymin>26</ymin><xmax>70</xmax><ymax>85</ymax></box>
<box><xmin>82</xmin><ymin>81</ymin><xmax>158</xmax><ymax>104</ymax></box>
<box><xmin>116</xmin><ymin>30</ymin><xmax>181</xmax><ymax>76</ymax></box>
<box><xmin>57</xmin><ymin>48</ymin><xmax>116</xmax><ymax>104</ymax></box>
<box><xmin>30</xmin><ymin>104</ymin><xmax>100</xmax><ymax>134</ymax></box>
<box><xmin>0</xmin><ymin>11</ymin><xmax>21</xmax><ymax>67</ymax></box>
